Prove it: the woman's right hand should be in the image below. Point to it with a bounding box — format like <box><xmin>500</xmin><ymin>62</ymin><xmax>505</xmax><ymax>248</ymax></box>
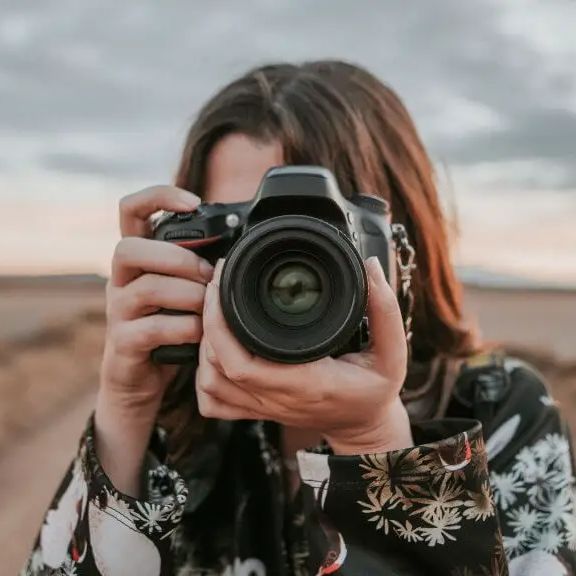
<box><xmin>94</xmin><ymin>185</ymin><xmax>213</xmax><ymax>497</ymax></box>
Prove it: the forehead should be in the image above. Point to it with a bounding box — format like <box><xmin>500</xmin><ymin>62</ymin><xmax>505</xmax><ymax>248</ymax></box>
<box><xmin>204</xmin><ymin>133</ymin><xmax>284</xmax><ymax>204</ymax></box>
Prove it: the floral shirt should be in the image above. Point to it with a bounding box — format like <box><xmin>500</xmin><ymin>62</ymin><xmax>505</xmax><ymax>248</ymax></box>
<box><xmin>21</xmin><ymin>356</ymin><xmax>576</xmax><ymax>575</ymax></box>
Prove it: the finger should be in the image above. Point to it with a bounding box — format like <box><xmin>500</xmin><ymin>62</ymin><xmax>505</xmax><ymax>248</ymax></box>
<box><xmin>364</xmin><ymin>257</ymin><xmax>407</xmax><ymax>377</ymax></box>
<box><xmin>111</xmin><ymin>237</ymin><xmax>214</xmax><ymax>288</ymax></box>
<box><xmin>196</xmin><ymin>388</ymin><xmax>260</xmax><ymax>421</ymax></box>
<box><xmin>196</xmin><ymin>338</ymin><xmax>262</xmax><ymax>420</ymax></box>
<box><xmin>338</xmin><ymin>349</ymin><xmax>377</xmax><ymax>371</ymax></box>
<box><xmin>202</xmin><ymin>279</ymin><xmax>256</xmax><ymax>380</ymax></box>
<box><xmin>196</xmin><ymin>337</ymin><xmax>266</xmax><ymax>414</ymax></box>
<box><xmin>119</xmin><ymin>185</ymin><xmax>200</xmax><ymax>238</ymax></box>
<box><xmin>114</xmin><ymin>273</ymin><xmax>206</xmax><ymax>321</ymax></box>
<box><xmin>212</xmin><ymin>258</ymin><xmax>226</xmax><ymax>285</ymax></box>
<box><xmin>110</xmin><ymin>313</ymin><xmax>203</xmax><ymax>355</ymax></box>
<box><xmin>203</xmin><ymin>272</ymin><xmax>319</xmax><ymax>393</ymax></box>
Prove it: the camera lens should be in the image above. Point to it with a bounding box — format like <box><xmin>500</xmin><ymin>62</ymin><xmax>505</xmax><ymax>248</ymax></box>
<box><xmin>268</xmin><ymin>263</ymin><xmax>321</xmax><ymax>315</ymax></box>
<box><xmin>219</xmin><ymin>215</ymin><xmax>367</xmax><ymax>364</ymax></box>
<box><xmin>258</xmin><ymin>252</ymin><xmax>330</xmax><ymax>328</ymax></box>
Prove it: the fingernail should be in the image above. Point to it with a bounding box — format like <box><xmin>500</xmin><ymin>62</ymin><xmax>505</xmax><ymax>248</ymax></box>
<box><xmin>366</xmin><ymin>256</ymin><xmax>386</xmax><ymax>285</ymax></box>
<box><xmin>213</xmin><ymin>258</ymin><xmax>225</xmax><ymax>284</ymax></box>
<box><xmin>199</xmin><ymin>259</ymin><xmax>214</xmax><ymax>282</ymax></box>
<box><xmin>203</xmin><ymin>283</ymin><xmax>213</xmax><ymax>315</ymax></box>
<box><xmin>205</xmin><ymin>339</ymin><xmax>217</xmax><ymax>363</ymax></box>
<box><xmin>178</xmin><ymin>191</ymin><xmax>199</xmax><ymax>209</ymax></box>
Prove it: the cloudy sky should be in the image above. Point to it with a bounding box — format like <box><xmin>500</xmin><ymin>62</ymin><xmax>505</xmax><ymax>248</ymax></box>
<box><xmin>1</xmin><ymin>0</ymin><xmax>575</xmax><ymax>283</ymax></box>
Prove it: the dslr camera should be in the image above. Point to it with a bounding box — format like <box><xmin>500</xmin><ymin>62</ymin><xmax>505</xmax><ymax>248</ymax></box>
<box><xmin>151</xmin><ymin>166</ymin><xmax>397</xmax><ymax>365</ymax></box>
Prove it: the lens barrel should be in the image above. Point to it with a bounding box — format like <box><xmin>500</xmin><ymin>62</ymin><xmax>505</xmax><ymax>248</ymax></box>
<box><xmin>219</xmin><ymin>215</ymin><xmax>367</xmax><ymax>363</ymax></box>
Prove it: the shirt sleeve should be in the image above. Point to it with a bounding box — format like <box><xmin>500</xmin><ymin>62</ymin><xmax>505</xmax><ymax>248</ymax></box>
<box><xmin>297</xmin><ymin>418</ymin><xmax>507</xmax><ymax>575</ymax></box>
<box><xmin>485</xmin><ymin>360</ymin><xmax>576</xmax><ymax>575</ymax></box>
<box><xmin>19</xmin><ymin>413</ymin><xmax>188</xmax><ymax>576</ymax></box>
<box><xmin>296</xmin><ymin>361</ymin><xmax>576</xmax><ymax>576</ymax></box>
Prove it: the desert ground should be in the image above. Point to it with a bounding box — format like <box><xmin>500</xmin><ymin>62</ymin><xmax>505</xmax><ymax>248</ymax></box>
<box><xmin>0</xmin><ymin>276</ymin><xmax>575</xmax><ymax>575</ymax></box>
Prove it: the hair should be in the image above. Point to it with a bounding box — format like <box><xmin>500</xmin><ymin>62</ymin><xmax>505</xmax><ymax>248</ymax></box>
<box><xmin>160</xmin><ymin>60</ymin><xmax>480</xmax><ymax>464</ymax></box>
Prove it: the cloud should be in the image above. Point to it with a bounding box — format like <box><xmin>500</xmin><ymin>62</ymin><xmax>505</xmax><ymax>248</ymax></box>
<box><xmin>0</xmin><ymin>0</ymin><xmax>574</xmax><ymax>190</ymax></box>
<box><xmin>442</xmin><ymin>108</ymin><xmax>576</xmax><ymax>188</ymax></box>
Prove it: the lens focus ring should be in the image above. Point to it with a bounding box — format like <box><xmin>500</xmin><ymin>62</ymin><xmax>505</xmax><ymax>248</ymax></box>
<box><xmin>219</xmin><ymin>215</ymin><xmax>367</xmax><ymax>363</ymax></box>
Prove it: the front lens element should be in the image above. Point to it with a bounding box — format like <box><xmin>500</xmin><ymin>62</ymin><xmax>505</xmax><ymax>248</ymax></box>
<box><xmin>268</xmin><ymin>263</ymin><xmax>321</xmax><ymax>314</ymax></box>
<box><xmin>219</xmin><ymin>215</ymin><xmax>368</xmax><ymax>363</ymax></box>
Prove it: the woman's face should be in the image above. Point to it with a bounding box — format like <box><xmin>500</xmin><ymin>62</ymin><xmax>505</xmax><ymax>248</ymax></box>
<box><xmin>203</xmin><ymin>133</ymin><xmax>284</xmax><ymax>203</ymax></box>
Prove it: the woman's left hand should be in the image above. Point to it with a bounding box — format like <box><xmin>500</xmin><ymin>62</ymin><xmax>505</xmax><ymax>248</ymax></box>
<box><xmin>197</xmin><ymin>256</ymin><xmax>413</xmax><ymax>455</ymax></box>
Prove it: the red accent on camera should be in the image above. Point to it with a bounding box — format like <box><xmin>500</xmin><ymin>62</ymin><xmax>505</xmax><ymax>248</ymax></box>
<box><xmin>175</xmin><ymin>235</ymin><xmax>222</xmax><ymax>249</ymax></box>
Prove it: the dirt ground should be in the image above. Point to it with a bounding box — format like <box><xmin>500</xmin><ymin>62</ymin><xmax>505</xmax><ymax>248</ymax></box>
<box><xmin>0</xmin><ymin>392</ymin><xmax>96</xmax><ymax>576</ymax></box>
<box><xmin>0</xmin><ymin>280</ymin><xmax>575</xmax><ymax>575</ymax></box>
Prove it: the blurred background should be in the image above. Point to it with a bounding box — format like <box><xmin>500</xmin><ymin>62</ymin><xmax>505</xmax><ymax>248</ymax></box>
<box><xmin>1</xmin><ymin>0</ymin><xmax>575</xmax><ymax>573</ymax></box>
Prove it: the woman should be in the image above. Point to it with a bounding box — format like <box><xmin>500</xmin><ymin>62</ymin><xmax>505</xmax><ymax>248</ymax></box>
<box><xmin>22</xmin><ymin>61</ymin><xmax>576</xmax><ymax>575</ymax></box>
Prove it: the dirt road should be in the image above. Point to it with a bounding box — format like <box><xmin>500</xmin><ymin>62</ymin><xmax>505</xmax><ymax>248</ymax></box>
<box><xmin>1</xmin><ymin>280</ymin><xmax>575</xmax><ymax>574</ymax></box>
<box><xmin>0</xmin><ymin>391</ymin><xmax>96</xmax><ymax>576</ymax></box>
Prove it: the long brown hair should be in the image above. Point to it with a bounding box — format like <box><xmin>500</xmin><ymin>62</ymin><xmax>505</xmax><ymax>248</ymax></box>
<box><xmin>161</xmin><ymin>60</ymin><xmax>480</xmax><ymax>463</ymax></box>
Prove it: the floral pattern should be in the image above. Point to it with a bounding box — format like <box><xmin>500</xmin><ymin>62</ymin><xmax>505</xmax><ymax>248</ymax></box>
<box><xmin>492</xmin><ymin>432</ymin><xmax>576</xmax><ymax>559</ymax></box>
<box><xmin>20</xmin><ymin>358</ymin><xmax>576</xmax><ymax>575</ymax></box>
<box><xmin>38</xmin><ymin>456</ymin><xmax>87</xmax><ymax>569</ymax></box>
<box><xmin>355</xmin><ymin>431</ymin><xmax>496</xmax><ymax>548</ymax></box>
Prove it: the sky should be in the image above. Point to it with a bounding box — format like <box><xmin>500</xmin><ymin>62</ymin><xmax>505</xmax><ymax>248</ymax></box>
<box><xmin>1</xmin><ymin>0</ymin><xmax>575</xmax><ymax>284</ymax></box>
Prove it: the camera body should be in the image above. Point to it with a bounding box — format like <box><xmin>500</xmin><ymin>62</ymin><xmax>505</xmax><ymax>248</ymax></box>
<box><xmin>152</xmin><ymin>166</ymin><xmax>396</xmax><ymax>365</ymax></box>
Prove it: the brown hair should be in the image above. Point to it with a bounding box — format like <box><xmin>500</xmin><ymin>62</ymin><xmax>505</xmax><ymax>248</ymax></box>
<box><xmin>161</xmin><ymin>60</ymin><xmax>480</xmax><ymax>463</ymax></box>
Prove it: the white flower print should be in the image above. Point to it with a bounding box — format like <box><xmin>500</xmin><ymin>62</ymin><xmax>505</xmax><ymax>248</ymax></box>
<box><xmin>526</xmin><ymin>471</ymin><xmax>568</xmax><ymax>505</ymax></box>
<box><xmin>490</xmin><ymin>471</ymin><xmax>523</xmax><ymax>511</ymax></box>
<box><xmin>130</xmin><ymin>502</ymin><xmax>168</xmax><ymax>534</ymax></box>
<box><xmin>562</xmin><ymin>510</ymin><xmax>576</xmax><ymax>551</ymax></box>
<box><xmin>514</xmin><ymin>446</ymin><xmax>546</xmax><ymax>484</ymax></box>
<box><xmin>503</xmin><ymin>532</ymin><xmax>529</xmax><ymax>558</ymax></box>
<box><xmin>538</xmin><ymin>487</ymin><xmax>573</xmax><ymax>529</ymax></box>
<box><xmin>495</xmin><ymin>433</ymin><xmax>576</xmax><ymax>560</ymax></box>
<box><xmin>535</xmin><ymin>527</ymin><xmax>564</xmax><ymax>555</ymax></box>
<box><xmin>540</xmin><ymin>435</ymin><xmax>570</xmax><ymax>465</ymax></box>
<box><xmin>507</xmin><ymin>504</ymin><xmax>543</xmax><ymax>535</ymax></box>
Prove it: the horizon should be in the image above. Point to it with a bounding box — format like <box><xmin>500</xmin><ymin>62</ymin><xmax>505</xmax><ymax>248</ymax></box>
<box><xmin>1</xmin><ymin>0</ymin><xmax>575</xmax><ymax>283</ymax></box>
<box><xmin>3</xmin><ymin>265</ymin><xmax>576</xmax><ymax>292</ymax></box>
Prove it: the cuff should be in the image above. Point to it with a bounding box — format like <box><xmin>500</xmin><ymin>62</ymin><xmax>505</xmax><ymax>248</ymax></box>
<box><xmin>81</xmin><ymin>413</ymin><xmax>188</xmax><ymax>540</ymax></box>
<box><xmin>296</xmin><ymin>419</ymin><xmax>496</xmax><ymax>548</ymax></box>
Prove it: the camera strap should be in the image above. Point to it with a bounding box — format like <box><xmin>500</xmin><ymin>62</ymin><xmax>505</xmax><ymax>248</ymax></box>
<box><xmin>391</xmin><ymin>223</ymin><xmax>417</xmax><ymax>358</ymax></box>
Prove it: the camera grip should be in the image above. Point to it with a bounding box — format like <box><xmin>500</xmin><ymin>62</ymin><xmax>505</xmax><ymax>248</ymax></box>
<box><xmin>150</xmin><ymin>308</ymin><xmax>200</xmax><ymax>365</ymax></box>
<box><xmin>151</xmin><ymin>342</ymin><xmax>199</xmax><ymax>365</ymax></box>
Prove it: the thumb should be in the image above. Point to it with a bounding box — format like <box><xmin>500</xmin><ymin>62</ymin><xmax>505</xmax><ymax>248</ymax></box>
<box><xmin>365</xmin><ymin>256</ymin><xmax>408</xmax><ymax>378</ymax></box>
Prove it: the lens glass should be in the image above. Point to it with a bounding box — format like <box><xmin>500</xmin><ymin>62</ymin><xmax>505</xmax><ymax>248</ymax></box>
<box><xmin>220</xmin><ymin>215</ymin><xmax>368</xmax><ymax>363</ymax></box>
<box><xmin>268</xmin><ymin>263</ymin><xmax>321</xmax><ymax>314</ymax></box>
